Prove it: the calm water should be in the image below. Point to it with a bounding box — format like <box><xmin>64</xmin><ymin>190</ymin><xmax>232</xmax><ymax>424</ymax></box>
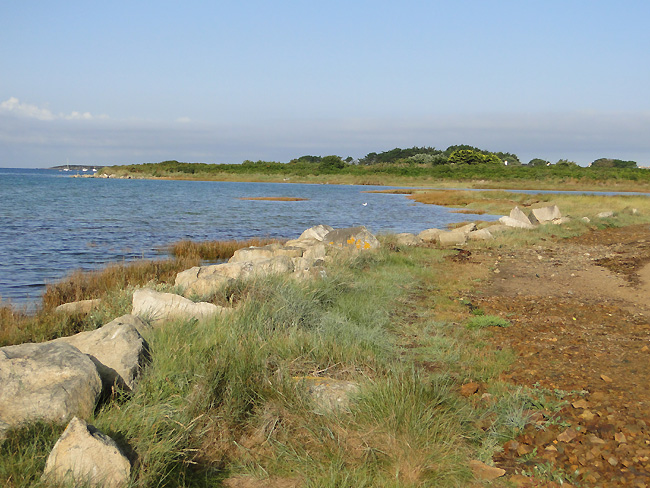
<box><xmin>0</xmin><ymin>168</ymin><xmax>497</xmax><ymax>307</ymax></box>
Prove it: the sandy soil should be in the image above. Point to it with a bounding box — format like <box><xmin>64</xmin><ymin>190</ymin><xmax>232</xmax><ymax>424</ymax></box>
<box><xmin>470</xmin><ymin>224</ymin><xmax>650</xmax><ymax>487</ymax></box>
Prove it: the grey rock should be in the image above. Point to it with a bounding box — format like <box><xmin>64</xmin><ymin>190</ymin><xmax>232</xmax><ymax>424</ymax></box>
<box><xmin>53</xmin><ymin>314</ymin><xmax>149</xmax><ymax>391</ymax></box>
<box><xmin>55</xmin><ymin>299</ymin><xmax>102</xmax><ymax>315</ymax></box>
<box><xmin>132</xmin><ymin>288</ymin><xmax>227</xmax><ymax>326</ymax></box>
<box><xmin>0</xmin><ymin>342</ymin><xmax>102</xmax><ymax>438</ymax></box>
<box><xmin>597</xmin><ymin>211</ymin><xmax>615</xmax><ymax>218</ymax></box>
<box><xmin>43</xmin><ymin>417</ymin><xmax>131</xmax><ymax>488</ymax></box>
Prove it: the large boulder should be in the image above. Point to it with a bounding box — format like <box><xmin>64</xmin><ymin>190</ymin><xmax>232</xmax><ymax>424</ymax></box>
<box><xmin>132</xmin><ymin>288</ymin><xmax>226</xmax><ymax>326</ymax></box>
<box><xmin>323</xmin><ymin>226</ymin><xmax>380</xmax><ymax>250</ymax></box>
<box><xmin>437</xmin><ymin>230</ymin><xmax>467</xmax><ymax>246</ymax></box>
<box><xmin>298</xmin><ymin>224</ymin><xmax>333</xmax><ymax>241</ymax></box>
<box><xmin>53</xmin><ymin>314</ymin><xmax>149</xmax><ymax>391</ymax></box>
<box><xmin>531</xmin><ymin>204</ymin><xmax>561</xmax><ymax>223</ymax></box>
<box><xmin>0</xmin><ymin>342</ymin><xmax>102</xmax><ymax>439</ymax></box>
<box><xmin>43</xmin><ymin>417</ymin><xmax>131</xmax><ymax>488</ymax></box>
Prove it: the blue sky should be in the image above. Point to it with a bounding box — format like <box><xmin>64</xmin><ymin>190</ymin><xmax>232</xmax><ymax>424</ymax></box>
<box><xmin>2</xmin><ymin>1</ymin><xmax>649</xmax><ymax>167</ymax></box>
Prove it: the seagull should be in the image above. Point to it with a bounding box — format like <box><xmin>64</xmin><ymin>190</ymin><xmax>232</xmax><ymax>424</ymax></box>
<box><xmin>362</xmin><ymin>202</ymin><xmax>368</xmax><ymax>206</ymax></box>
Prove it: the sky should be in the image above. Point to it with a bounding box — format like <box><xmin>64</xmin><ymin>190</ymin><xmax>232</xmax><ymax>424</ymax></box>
<box><xmin>1</xmin><ymin>0</ymin><xmax>649</xmax><ymax>168</ymax></box>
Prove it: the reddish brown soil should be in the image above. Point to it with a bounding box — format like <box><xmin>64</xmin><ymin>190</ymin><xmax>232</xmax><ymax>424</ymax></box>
<box><xmin>472</xmin><ymin>224</ymin><xmax>650</xmax><ymax>487</ymax></box>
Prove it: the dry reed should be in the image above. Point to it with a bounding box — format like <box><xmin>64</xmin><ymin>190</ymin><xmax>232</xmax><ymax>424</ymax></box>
<box><xmin>169</xmin><ymin>237</ymin><xmax>285</xmax><ymax>261</ymax></box>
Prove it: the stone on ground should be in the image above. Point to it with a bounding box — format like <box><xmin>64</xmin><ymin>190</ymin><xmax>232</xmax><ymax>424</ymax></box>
<box><xmin>43</xmin><ymin>417</ymin><xmax>131</xmax><ymax>488</ymax></box>
<box><xmin>0</xmin><ymin>342</ymin><xmax>102</xmax><ymax>439</ymax></box>
<box><xmin>597</xmin><ymin>211</ymin><xmax>614</xmax><ymax>218</ymax></box>
<box><xmin>132</xmin><ymin>288</ymin><xmax>226</xmax><ymax>326</ymax></box>
<box><xmin>295</xmin><ymin>376</ymin><xmax>359</xmax><ymax>412</ymax></box>
<box><xmin>531</xmin><ymin>204</ymin><xmax>561</xmax><ymax>223</ymax></box>
<box><xmin>53</xmin><ymin>314</ymin><xmax>149</xmax><ymax>391</ymax></box>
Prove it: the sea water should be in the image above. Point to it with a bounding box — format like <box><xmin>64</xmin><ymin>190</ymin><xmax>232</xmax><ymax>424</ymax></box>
<box><xmin>0</xmin><ymin>168</ymin><xmax>496</xmax><ymax>307</ymax></box>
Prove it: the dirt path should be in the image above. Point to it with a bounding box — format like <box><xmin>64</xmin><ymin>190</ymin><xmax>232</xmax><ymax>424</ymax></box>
<box><xmin>473</xmin><ymin>224</ymin><xmax>650</xmax><ymax>487</ymax></box>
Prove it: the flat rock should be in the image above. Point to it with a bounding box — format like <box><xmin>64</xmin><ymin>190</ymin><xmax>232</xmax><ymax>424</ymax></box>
<box><xmin>324</xmin><ymin>226</ymin><xmax>380</xmax><ymax>250</ymax></box>
<box><xmin>53</xmin><ymin>314</ymin><xmax>149</xmax><ymax>391</ymax></box>
<box><xmin>597</xmin><ymin>211</ymin><xmax>614</xmax><ymax>218</ymax></box>
<box><xmin>43</xmin><ymin>416</ymin><xmax>131</xmax><ymax>488</ymax></box>
<box><xmin>0</xmin><ymin>342</ymin><xmax>102</xmax><ymax>439</ymax></box>
<box><xmin>132</xmin><ymin>288</ymin><xmax>226</xmax><ymax>326</ymax></box>
<box><xmin>295</xmin><ymin>376</ymin><xmax>359</xmax><ymax>412</ymax></box>
<box><xmin>55</xmin><ymin>298</ymin><xmax>102</xmax><ymax>314</ymax></box>
<box><xmin>469</xmin><ymin>460</ymin><xmax>506</xmax><ymax>480</ymax></box>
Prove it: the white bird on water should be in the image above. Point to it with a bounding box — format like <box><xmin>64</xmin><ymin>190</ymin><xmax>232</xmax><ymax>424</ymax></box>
<box><xmin>362</xmin><ymin>202</ymin><xmax>368</xmax><ymax>206</ymax></box>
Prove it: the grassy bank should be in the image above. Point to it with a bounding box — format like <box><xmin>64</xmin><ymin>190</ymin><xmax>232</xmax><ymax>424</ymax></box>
<box><xmin>1</xmin><ymin>236</ymin><xmax>548</xmax><ymax>487</ymax></box>
<box><xmin>2</xmin><ymin>193</ymin><xmax>649</xmax><ymax>486</ymax></box>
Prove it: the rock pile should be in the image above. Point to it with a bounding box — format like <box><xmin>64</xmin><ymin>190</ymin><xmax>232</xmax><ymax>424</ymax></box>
<box><xmin>415</xmin><ymin>204</ymin><xmax>569</xmax><ymax>246</ymax></box>
<box><xmin>0</xmin><ymin>224</ymin><xmax>380</xmax><ymax>486</ymax></box>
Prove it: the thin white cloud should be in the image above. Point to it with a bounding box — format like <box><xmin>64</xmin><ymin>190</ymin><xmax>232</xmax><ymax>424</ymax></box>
<box><xmin>0</xmin><ymin>97</ymin><xmax>55</xmax><ymax>120</ymax></box>
<box><xmin>176</xmin><ymin>116</ymin><xmax>192</xmax><ymax>124</ymax></box>
<box><xmin>0</xmin><ymin>97</ymin><xmax>107</xmax><ymax>121</ymax></box>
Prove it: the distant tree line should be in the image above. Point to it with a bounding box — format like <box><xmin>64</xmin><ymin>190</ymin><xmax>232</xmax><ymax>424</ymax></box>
<box><xmin>107</xmin><ymin>145</ymin><xmax>645</xmax><ymax>183</ymax></box>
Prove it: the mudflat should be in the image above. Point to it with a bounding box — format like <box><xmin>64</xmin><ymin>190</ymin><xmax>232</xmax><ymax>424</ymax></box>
<box><xmin>473</xmin><ymin>224</ymin><xmax>650</xmax><ymax>486</ymax></box>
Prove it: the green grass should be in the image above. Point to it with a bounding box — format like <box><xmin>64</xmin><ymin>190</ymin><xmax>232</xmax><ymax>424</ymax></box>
<box><xmin>0</xmin><ymin>237</ymin><xmax>573</xmax><ymax>487</ymax></box>
<box><xmin>465</xmin><ymin>315</ymin><xmax>511</xmax><ymax>330</ymax></box>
